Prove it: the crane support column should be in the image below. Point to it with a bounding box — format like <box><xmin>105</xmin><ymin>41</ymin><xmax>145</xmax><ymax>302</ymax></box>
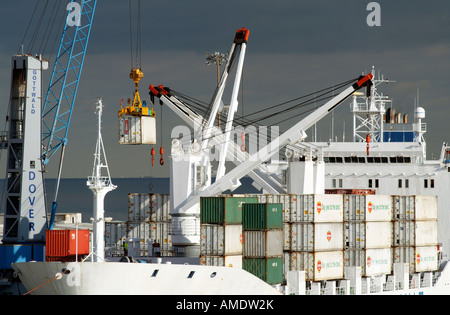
<box><xmin>2</xmin><ymin>55</ymin><xmax>49</xmax><ymax>243</ymax></box>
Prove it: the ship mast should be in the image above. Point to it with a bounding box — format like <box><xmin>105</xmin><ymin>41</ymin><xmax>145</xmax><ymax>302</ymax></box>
<box><xmin>87</xmin><ymin>98</ymin><xmax>116</xmax><ymax>262</ymax></box>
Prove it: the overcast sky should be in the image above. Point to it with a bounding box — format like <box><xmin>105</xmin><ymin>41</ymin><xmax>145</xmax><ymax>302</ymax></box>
<box><xmin>0</xmin><ymin>0</ymin><xmax>449</xmax><ymax>178</ymax></box>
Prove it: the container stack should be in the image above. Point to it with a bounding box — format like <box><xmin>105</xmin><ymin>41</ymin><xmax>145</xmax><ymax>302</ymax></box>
<box><xmin>126</xmin><ymin>193</ymin><xmax>173</xmax><ymax>256</ymax></box>
<box><xmin>393</xmin><ymin>195</ymin><xmax>439</xmax><ymax>274</ymax></box>
<box><xmin>343</xmin><ymin>195</ymin><xmax>393</xmax><ymax>276</ymax></box>
<box><xmin>199</xmin><ymin>196</ymin><xmax>257</xmax><ymax>268</ymax></box>
<box><xmin>286</xmin><ymin>194</ymin><xmax>344</xmax><ymax>281</ymax></box>
<box><xmin>105</xmin><ymin>221</ymin><xmax>128</xmax><ymax>256</ymax></box>
<box><xmin>242</xmin><ymin>203</ymin><xmax>284</xmax><ymax>285</ymax></box>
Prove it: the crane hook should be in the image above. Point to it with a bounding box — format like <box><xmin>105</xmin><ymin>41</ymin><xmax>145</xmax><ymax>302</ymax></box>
<box><xmin>241</xmin><ymin>131</ymin><xmax>246</xmax><ymax>152</ymax></box>
<box><xmin>151</xmin><ymin>147</ymin><xmax>155</xmax><ymax>167</ymax></box>
<box><xmin>160</xmin><ymin>146</ymin><xmax>164</xmax><ymax>166</ymax></box>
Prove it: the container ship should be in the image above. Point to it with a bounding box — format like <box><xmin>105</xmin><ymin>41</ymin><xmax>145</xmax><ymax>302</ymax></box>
<box><xmin>2</xmin><ymin>1</ymin><xmax>450</xmax><ymax>295</ymax></box>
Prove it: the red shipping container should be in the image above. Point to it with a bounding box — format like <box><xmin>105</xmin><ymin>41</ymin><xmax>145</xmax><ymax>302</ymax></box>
<box><xmin>46</xmin><ymin>229</ymin><xmax>90</xmax><ymax>258</ymax></box>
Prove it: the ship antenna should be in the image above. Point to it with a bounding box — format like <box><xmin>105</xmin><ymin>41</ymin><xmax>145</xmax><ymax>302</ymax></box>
<box><xmin>87</xmin><ymin>98</ymin><xmax>117</xmax><ymax>262</ymax></box>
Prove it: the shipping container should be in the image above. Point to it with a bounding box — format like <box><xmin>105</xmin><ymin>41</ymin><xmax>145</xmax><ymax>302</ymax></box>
<box><xmin>128</xmin><ymin>193</ymin><xmax>151</xmax><ymax>222</ymax></box>
<box><xmin>415</xmin><ymin>220</ymin><xmax>438</xmax><ymax>246</ymax></box>
<box><xmin>200</xmin><ymin>255</ymin><xmax>243</xmax><ymax>268</ymax></box>
<box><xmin>150</xmin><ymin>194</ymin><xmax>171</xmax><ymax>222</ymax></box>
<box><xmin>393</xmin><ymin>246</ymin><xmax>415</xmax><ymax>274</ymax></box>
<box><xmin>242</xmin><ymin>203</ymin><xmax>283</xmax><ymax>230</ymax></box>
<box><xmin>344</xmin><ymin>195</ymin><xmax>392</xmax><ymax>221</ymax></box>
<box><xmin>289</xmin><ymin>251</ymin><xmax>344</xmax><ymax>281</ymax></box>
<box><xmin>128</xmin><ymin>193</ymin><xmax>171</xmax><ymax>222</ymax></box>
<box><xmin>243</xmin><ymin>230</ymin><xmax>283</xmax><ymax>258</ymax></box>
<box><xmin>365</xmin><ymin>222</ymin><xmax>393</xmax><ymax>249</ymax></box>
<box><xmin>46</xmin><ymin>229</ymin><xmax>90</xmax><ymax>258</ymax></box>
<box><xmin>243</xmin><ymin>257</ymin><xmax>283</xmax><ymax>284</ymax></box>
<box><xmin>344</xmin><ymin>248</ymin><xmax>392</xmax><ymax>276</ymax></box>
<box><xmin>246</xmin><ymin>194</ymin><xmax>291</xmax><ymax>222</ymax></box>
<box><xmin>394</xmin><ymin>221</ymin><xmax>415</xmax><ymax>246</ymax></box>
<box><xmin>393</xmin><ymin>196</ymin><xmax>415</xmax><ymax>220</ymax></box>
<box><xmin>344</xmin><ymin>222</ymin><xmax>365</xmax><ymax>249</ymax></box>
<box><xmin>127</xmin><ymin>221</ymin><xmax>172</xmax><ymax>256</ymax></box>
<box><xmin>105</xmin><ymin>221</ymin><xmax>128</xmax><ymax>256</ymax></box>
<box><xmin>415</xmin><ymin>246</ymin><xmax>438</xmax><ymax>272</ymax></box>
<box><xmin>393</xmin><ymin>246</ymin><xmax>438</xmax><ymax>273</ymax></box>
<box><xmin>201</xmin><ymin>196</ymin><xmax>258</xmax><ymax>224</ymax></box>
<box><xmin>200</xmin><ymin>224</ymin><xmax>243</xmax><ymax>256</ymax></box>
<box><xmin>414</xmin><ymin>196</ymin><xmax>438</xmax><ymax>221</ymax></box>
<box><xmin>119</xmin><ymin>115</ymin><xmax>156</xmax><ymax>145</ymax></box>
<box><xmin>290</xmin><ymin>222</ymin><xmax>343</xmax><ymax>252</ymax></box>
<box><xmin>283</xmin><ymin>223</ymin><xmax>291</xmax><ymax>251</ymax></box>
<box><xmin>291</xmin><ymin>194</ymin><xmax>343</xmax><ymax>223</ymax></box>
<box><xmin>394</xmin><ymin>195</ymin><xmax>438</xmax><ymax>221</ymax></box>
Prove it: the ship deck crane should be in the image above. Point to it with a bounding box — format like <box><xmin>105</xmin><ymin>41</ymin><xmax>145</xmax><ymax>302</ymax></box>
<box><xmin>178</xmin><ymin>73</ymin><xmax>374</xmax><ymax>214</ymax></box>
<box><xmin>2</xmin><ymin>0</ymin><xmax>97</xmax><ymax>244</ymax></box>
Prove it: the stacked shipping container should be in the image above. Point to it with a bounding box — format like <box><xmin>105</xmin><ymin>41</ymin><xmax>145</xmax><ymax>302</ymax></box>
<box><xmin>393</xmin><ymin>195</ymin><xmax>439</xmax><ymax>273</ymax></box>
<box><xmin>199</xmin><ymin>196</ymin><xmax>257</xmax><ymax>268</ymax></box>
<box><xmin>343</xmin><ymin>195</ymin><xmax>393</xmax><ymax>276</ymax></box>
<box><xmin>125</xmin><ymin>193</ymin><xmax>173</xmax><ymax>256</ymax></box>
<box><xmin>242</xmin><ymin>203</ymin><xmax>284</xmax><ymax>285</ymax></box>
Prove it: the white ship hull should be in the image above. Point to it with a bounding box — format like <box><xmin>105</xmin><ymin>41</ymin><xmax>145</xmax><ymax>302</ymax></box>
<box><xmin>12</xmin><ymin>259</ymin><xmax>450</xmax><ymax>295</ymax></box>
<box><xmin>12</xmin><ymin>261</ymin><xmax>281</xmax><ymax>295</ymax></box>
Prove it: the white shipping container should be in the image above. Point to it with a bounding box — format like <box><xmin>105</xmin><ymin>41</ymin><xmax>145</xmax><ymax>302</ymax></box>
<box><xmin>200</xmin><ymin>224</ymin><xmax>243</xmax><ymax>256</ymax></box>
<box><xmin>150</xmin><ymin>194</ymin><xmax>171</xmax><ymax>222</ymax></box>
<box><xmin>283</xmin><ymin>223</ymin><xmax>291</xmax><ymax>251</ymax></box>
<box><xmin>415</xmin><ymin>246</ymin><xmax>438</xmax><ymax>272</ymax></box>
<box><xmin>394</xmin><ymin>221</ymin><xmax>415</xmax><ymax>246</ymax></box>
<box><xmin>291</xmin><ymin>194</ymin><xmax>343</xmax><ymax>223</ymax></box>
<box><xmin>365</xmin><ymin>248</ymin><xmax>392</xmax><ymax>276</ymax></box>
<box><xmin>394</xmin><ymin>246</ymin><xmax>438</xmax><ymax>273</ymax></box>
<box><xmin>344</xmin><ymin>222</ymin><xmax>365</xmax><ymax>249</ymax></box>
<box><xmin>149</xmin><ymin>222</ymin><xmax>172</xmax><ymax>252</ymax></box>
<box><xmin>344</xmin><ymin>195</ymin><xmax>392</xmax><ymax>221</ymax></box>
<box><xmin>289</xmin><ymin>251</ymin><xmax>344</xmax><ymax>281</ymax></box>
<box><xmin>105</xmin><ymin>221</ymin><xmax>128</xmax><ymax>256</ymax></box>
<box><xmin>415</xmin><ymin>221</ymin><xmax>438</xmax><ymax>246</ymax></box>
<box><xmin>200</xmin><ymin>255</ymin><xmax>243</xmax><ymax>268</ymax></box>
<box><xmin>393</xmin><ymin>246</ymin><xmax>415</xmax><ymax>274</ymax></box>
<box><xmin>127</xmin><ymin>221</ymin><xmax>172</xmax><ymax>255</ymax></box>
<box><xmin>415</xmin><ymin>196</ymin><xmax>438</xmax><ymax>220</ymax></box>
<box><xmin>289</xmin><ymin>194</ymin><xmax>314</xmax><ymax>222</ymax></box>
<box><xmin>119</xmin><ymin>115</ymin><xmax>156</xmax><ymax>145</ymax></box>
<box><xmin>128</xmin><ymin>193</ymin><xmax>151</xmax><ymax>222</ymax></box>
<box><xmin>291</xmin><ymin>222</ymin><xmax>344</xmax><ymax>252</ymax></box>
<box><xmin>244</xmin><ymin>230</ymin><xmax>283</xmax><ymax>258</ymax></box>
<box><xmin>393</xmin><ymin>196</ymin><xmax>415</xmax><ymax>220</ymax></box>
<box><xmin>344</xmin><ymin>248</ymin><xmax>392</xmax><ymax>276</ymax></box>
<box><xmin>365</xmin><ymin>222</ymin><xmax>393</xmax><ymax>249</ymax></box>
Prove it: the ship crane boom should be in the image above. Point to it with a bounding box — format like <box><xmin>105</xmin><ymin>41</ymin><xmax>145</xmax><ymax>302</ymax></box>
<box><xmin>177</xmin><ymin>73</ymin><xmax>374</xmax><ymax>214</ymax></box>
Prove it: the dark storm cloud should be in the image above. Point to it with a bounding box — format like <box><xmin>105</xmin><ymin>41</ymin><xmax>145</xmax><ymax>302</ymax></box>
<box><xmin>0</xmin><ymin>0</ymin><xmax>450</xmax><ymax>178</ymax></box>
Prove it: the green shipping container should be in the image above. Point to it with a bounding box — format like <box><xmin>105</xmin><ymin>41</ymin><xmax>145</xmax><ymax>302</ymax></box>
<box><xmin>243</xmin><ymin>203</ymin><xmax>283</xmax><ymax>230</ymax></box>
<box><xmin>200</xmin><ymin>196</ymin><xmax>258</xmax><ymax>224</ymax></box>
<box><xmin>243</xmin><ymin>257</ymin><xmax>283</xmax><ymax>284</ymax></box>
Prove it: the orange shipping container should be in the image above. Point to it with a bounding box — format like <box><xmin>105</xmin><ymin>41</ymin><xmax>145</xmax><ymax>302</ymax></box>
<box><xmin>46</xmin><ymin>230</ymin><xmax>90</xmax><ymax>258</ymax></box>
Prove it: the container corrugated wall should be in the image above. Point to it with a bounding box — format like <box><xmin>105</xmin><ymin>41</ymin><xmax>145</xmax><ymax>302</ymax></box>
<box><xmin>45</xmin><ymin>229</ymin><xmax>90</xmax><ymax>260</ymax></box>
<box><xmin>243</xmin><ymin>257</ymin><xmax>283</xmax><ymax>284</ymax></box>
<box><xmin>200</xmin><ymin>224</ymin><xmax>242</xmax><ymax>256</ymax></box>
<box><xmin>200</xmin><ymin>196</ymin><xmax>258</xmax><ymax>224</ymax></box>
<box><xmin>105</xmin><ymin>221</ymin><xmax>128</xmax><ymax>256</ymax></box>
<box><xmin>242</xmin><ymin>203</ymin><xmax>283</xmax><ymax>230</ymax></box>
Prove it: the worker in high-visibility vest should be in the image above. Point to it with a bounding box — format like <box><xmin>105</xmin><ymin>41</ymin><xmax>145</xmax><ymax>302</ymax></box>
<box><xmin>123</xmin><ymin>241</ymin><xmax>128</xmax><ymax>256</ymax></box>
